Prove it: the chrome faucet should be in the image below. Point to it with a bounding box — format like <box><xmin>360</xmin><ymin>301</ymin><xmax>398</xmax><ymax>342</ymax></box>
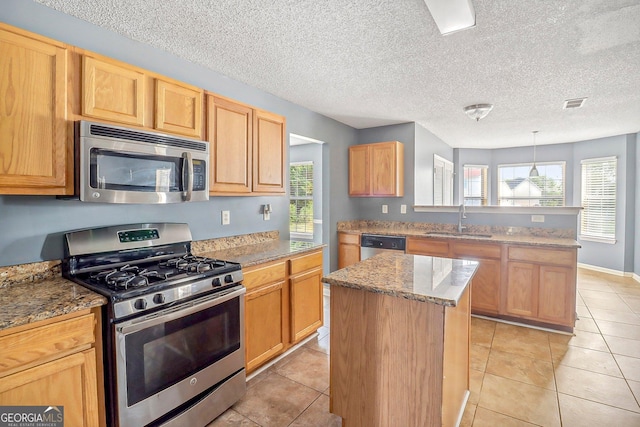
<box><xmin>458</xmin><ymin>204</ymin><xmax>467</xmax><ymax>233</ymax></box>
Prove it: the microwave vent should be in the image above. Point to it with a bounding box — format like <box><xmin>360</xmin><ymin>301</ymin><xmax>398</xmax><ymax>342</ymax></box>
<box><xmin>89</xmin><ymin>124</ymin><xmax>208</xmax><ymax>152</ymax></box>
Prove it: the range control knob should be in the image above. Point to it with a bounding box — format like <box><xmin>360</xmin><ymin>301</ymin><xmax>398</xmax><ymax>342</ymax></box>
<box><xmin>134</xmin><ymin>298</ymin><xmax>147</xmax><ymax>310</ymax></box>
<box><xmin>224</xmin><ymin>274</ymin><xmax>234</xmax><ymax>284</ymax></box>
<box><xmin>212</xmin><ymin>277</ymin><xmax>222</xmax><ymax>287</ymax></box>
<box><xmin>153</xmin><ymin>294</ymin><xmax>165</xmax><ymax>304</ymax></box>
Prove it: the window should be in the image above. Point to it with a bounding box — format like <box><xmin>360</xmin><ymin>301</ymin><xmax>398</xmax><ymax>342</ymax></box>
<box><xmin>434</xmin><ymin>155</ymin><xmax>453</xmax><ymax>205</ymax></box>
<box><xmin>463</xmin><ymin>165</ymin><xmax>488</xmax><ymax>206</ymax></box>
<box><xmin>581</xmin><ymin>157</ymin><xmax>616</xmax><ymax>242</ymax></box>
<box><xmin>497</xmin><ymin>162</ymin><xmax>565</xmax><ymax>206</ymax></box>
<box><xmin>289</xmin><ymin>162</ymin><xmax>313</xmax><ymax>235</ymax></box>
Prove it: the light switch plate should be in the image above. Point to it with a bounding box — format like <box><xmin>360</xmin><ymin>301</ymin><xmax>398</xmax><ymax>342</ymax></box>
<box><xmin>531</xmin><ymin>214</ymin><xmax>545</xmax><ymax>223</ymax></box>
<box><xmin>222</xmin><ymin>210</ymin><xmax>230</xmax><ymax>225</ymax></box>
<box><xmin>382</xmin><ymin>204</ymin><xmax>388</xmax><ymax>214</ymax></box>
<box><xmin>400</xmin><ymin>204</ymin><xmax>407</xmax><ymax>214</ymax></box>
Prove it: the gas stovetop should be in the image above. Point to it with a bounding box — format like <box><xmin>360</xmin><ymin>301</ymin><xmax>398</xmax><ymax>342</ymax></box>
<box><xmin>62</xmin><ymin>223</ymin><xmax>244</xmax><ymax>320</ymax></box>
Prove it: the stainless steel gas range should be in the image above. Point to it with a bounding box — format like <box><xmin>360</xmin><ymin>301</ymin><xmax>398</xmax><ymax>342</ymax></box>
<box><xmin>62</xmin><ymin>223</ymin><xmax>245</xmax><ymax>427</ymax></box>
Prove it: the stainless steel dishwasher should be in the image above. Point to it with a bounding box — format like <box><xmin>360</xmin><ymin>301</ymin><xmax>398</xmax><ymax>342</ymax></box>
<box><xmin>360</xmin><ymin>234</ymin><xmax>406</xmax><ymax>260</ymax></box>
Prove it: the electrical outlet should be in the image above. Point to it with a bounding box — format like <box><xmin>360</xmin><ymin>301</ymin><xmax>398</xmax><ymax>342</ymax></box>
<box><xmin>382</xmin><ymin>204</ymin><xmax>388</xmax><ymax>214</ymax></box>
<box><xmin>263</xmin><ymin>211</ymin><xmax>271</xmax><ymax>221</ymax></box>
<box><xmin>400</xmin><ymin>204</ymin><xmax>407</xmax><ymax>214</ymax></box>
<box><xmin>531</xmin><ymin>214</ymin><xmax>545</xmax><ymax>223</ymax></box>
<box><xmin>222</xmin><ymin>210</ymin><xmax>230</xmax><ymax>225</ymax></box>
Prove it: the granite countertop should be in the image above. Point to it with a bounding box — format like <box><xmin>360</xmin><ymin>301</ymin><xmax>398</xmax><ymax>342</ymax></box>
<box><xmin>322</xmin><ymin>251</ymin><xmax>478</xmax><ymax>307</ymax></box>
<box><xmin>196</xmin><ymin>240</ymin><xmax>325</xmax><ymax>268</ymax></box>
<box><xmin>339</xmin><ymin>225</ymin><xmax>580</xmax><ymax>248</ymax></box>
<box><xmin>0</xmin><ymin>275</ymin><xmax>107</xmax><ymax>332</ymax></box>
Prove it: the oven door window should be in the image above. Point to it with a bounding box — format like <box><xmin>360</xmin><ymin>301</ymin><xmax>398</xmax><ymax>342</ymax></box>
<box><xmin>124</xmin><ymin>297</ymin><xmax>240</xmax><ymax>406</ymax></box>
<box><xmin>90</xmin><ymin>149</ymin><xmax>182</xmax><ymax>192</ymax></box>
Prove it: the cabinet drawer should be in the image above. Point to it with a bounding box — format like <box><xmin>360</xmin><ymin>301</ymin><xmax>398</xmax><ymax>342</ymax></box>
<box><xmin>508</xmin><ymin>246</ymin><xmax>575</xmax><ymax>266</ymax></box>
<box><xmin>406</xmin><ymin>238</ymin><xmax>450</xmax><ymax>256</ymax></box>
<box><xmin>453</xmin><ymin>242</ymin><xmax>501</xmax><ymax>260</ymax></box>
<box><xmin>290</xmin><ymin>251</ymin><xmax>323</xmax><ymax>276</ymax></box>
<box><xmin>338</xmin><ymin>232</ymin><xmax>360</xmax><ymax>245</ymax></box>
<box><xmin>243</xmin><ymin>261</ymin><xmax>286</xmax><ymax>291</ymax></box>
<box><xmin>0</xmin><ymin>314</ymin><xmax>95</xmax><ymax>375</ymax></box>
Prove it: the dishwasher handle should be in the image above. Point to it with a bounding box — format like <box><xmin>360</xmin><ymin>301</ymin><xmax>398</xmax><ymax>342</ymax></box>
<box><xmin>360</xmin><ymin>234</ymin><xmax>406</xmax><ymax>251</ymax></box>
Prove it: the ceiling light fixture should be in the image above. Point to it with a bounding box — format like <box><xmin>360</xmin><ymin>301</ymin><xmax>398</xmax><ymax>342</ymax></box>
<box><xmin>463</xmin><ymin>104</ymin><xmax>493</xmax><ymax>121</ymax></box>
<box><xmin>529</xmin><ymin>131</ymin><xmax>539</xmax><ymax>177</ymax></box>
<box><xmin>423</xmin><ymin>0</ymin><xmax>476</xmax><ymax>35</ymax></box>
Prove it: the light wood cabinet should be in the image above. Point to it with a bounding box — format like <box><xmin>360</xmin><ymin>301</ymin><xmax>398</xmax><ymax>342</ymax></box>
<box><xmin>406</xmin><ymin>236</ymin><xmax>450</xmax><ymax>257</ymax></box>
<box><xmin>206</xmin><ymin>96</ymin><xmax>285</xmax><ymax>196</ymax></box>
<box><xmin>0</xmin><ymin>310</ymin><xmax>102</xmax><ymax>427</ymax></box>
<box><xmin>82</xmin><ymin>55</ymin><xmax>145</xmax><ymax>126</ymax></box>
<box><xmin>452</xmin><ymin>242</ymin><xmax>502</xmax><ymax>315</ymax></box>
<box><xmin>289</xmin><ymin>251</ymin><xmax>324</xmax><ymax>343</ymax></box>
<box><xmin>78</xmin><ymin>52</ymin><xmax>204</xmax><ymax>138</ymax></box>
<box><xmin>253</xmin><ymin>109</ymin><xmax>286</xmax><ymax>194</ymax></box>
<box><xmin>504</xmin><ymin>245</ymin><xmax>576</xmax><ymax>328</ymax></box>
<box><xmin>154</xmin><ymin>79</ymin><xmax>203</xmax><ymax>138</ymax></box>
<box><xmin>338</xmin><ymin>232</ymin><xmax>360</xmax><ymax>269</ymax></box>
<box><xmin>244</xmin><ymin>249</ymin><xmax>323</xmax><ymax>373</ymax></box>
<box><xmin>349</xmin><ymin>141</ymin><xmax>404</xmax><ymax>197</ymax></box>
<box><xmin>0</xmin><ymin>24</ymin><xmax>71</xmax><ymax>195</ymax></box>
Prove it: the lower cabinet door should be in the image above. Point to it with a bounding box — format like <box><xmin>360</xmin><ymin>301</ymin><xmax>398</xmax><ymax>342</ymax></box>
<box><xmin>505</xmin><ymin>262</ymin><xmax>538</xmax><ymax>318</ymax></box>
<box><xmin>245</xmin><ymin>281</ymin><xmax>286</xmax><ymax>372</ymax></box>
<box><xmin>537</xmin><ymin>265</ymin><xmax>574</xmax><ymax>326</ymax></box>
<box><xmin>0</xmin><ymin>349</ymin><xmax>99</xmax><ymax>427</ymax></box>
<box><xmin>290</xmin><ymin>268</ymin><xmax>324</xmax><ymax>343</ymax></box>
<box><xmin>470</xmin><ymin>258</ymin><xmax>501</xmax><ymax>315</ymax></box>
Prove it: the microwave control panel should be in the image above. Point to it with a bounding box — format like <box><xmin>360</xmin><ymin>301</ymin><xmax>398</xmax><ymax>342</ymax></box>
<box><xmin>193</xmin><ymin>160</ymin><xmax>206</xmax><ymax>191</ymax></box>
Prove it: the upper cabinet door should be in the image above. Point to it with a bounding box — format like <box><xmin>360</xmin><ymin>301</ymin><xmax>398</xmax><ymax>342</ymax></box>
<box><xmin>155</xmin><ymin>79</ymin><xmax>203</xmax><ymax>138</ymax></box>
<box><xmin>253</xmin><ymin>109</ymin><xmax>285</xmax><ymax>194</ymax></box>
<box><xmin>371</xmin><ymin>142</ymin><xmax>403</xmax><ymax>196</ymax></box>
<box><xmin>0</xmin><ymin>26</ymin><xmax>69</xmax><ymax>194</ymax></box>
<box><xmin>207</xmin><ymin>95</ymin><xmax>253</xmax><ymax>194</ymax></box>
<box><xmin>349</xmin><ymin>145</ymin><xmax>370</xmax><ymax>196</ymax></box>
<box><xmin>82</xmin><ymin>55</ymin><xmax>145</xmax><ymax>126</ymax></box>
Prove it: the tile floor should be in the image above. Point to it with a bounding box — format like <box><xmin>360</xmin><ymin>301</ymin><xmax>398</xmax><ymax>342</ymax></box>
<box><xmin>209</xmin><ymin>269</ymin><xmax>640</xmax><ymax>426</ymax></box>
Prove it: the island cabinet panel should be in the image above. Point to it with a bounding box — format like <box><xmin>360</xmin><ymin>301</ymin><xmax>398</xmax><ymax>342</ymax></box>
<box><xmin>82</xmin><ymin>55</ymin><xmax>145</xmax><ymax>126</ymax></box>
<box><xmin>348</xmin><ymin>141</ymin><xmax>404</xmax><ymax>197</ymax></box>
<box><xmin>337</xmin><ymin>232</ymin><xmax>360</xmax><ymax>269</ymax></box>
<box><xmin>243</xmin><ymin>261</ymin><xmax>287</xmax><ymax>372</ymax></box>
<box><xmin>0</xmin><ymin>25</ymin><xmax>70</xmax><ymax>195</ymax></box>
<box><xmin>330</xmin><ymin>285</ymin><xmax>470</xmax><ymax>427</ymax></box>
<box><xmin>252</xmin><ymin>109</ymin><xmax>286</xmax><ymax>194</ymax></box>
<box><xmin>207</xmin><ymin>95</ymin><xmax>253</xmax><ymax>194</ymax></box>
<box><xmin>154</xmin><ymin>79</ymin><xmax>203</xmax><ymax>138</ymax></box>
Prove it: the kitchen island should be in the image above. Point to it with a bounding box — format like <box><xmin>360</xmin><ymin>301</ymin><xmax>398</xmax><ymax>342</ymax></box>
<box><xmin>322</xmin><ymin>252</ymin><xmax>478</xmax><ymax>427</ymax></box>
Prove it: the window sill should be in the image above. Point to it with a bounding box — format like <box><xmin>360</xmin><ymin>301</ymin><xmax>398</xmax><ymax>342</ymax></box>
<box><xmin>578</xmin><ymin>235</ymin><xmax>617</xmax><ymax>245</ymax></box>
<box><xmin>413</xmin><ymin>205</ymin><xmax>583</xmax><ymax>215</ymax></box>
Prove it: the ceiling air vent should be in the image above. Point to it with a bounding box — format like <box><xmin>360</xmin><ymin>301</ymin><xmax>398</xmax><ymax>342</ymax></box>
<box><xmin>563</xmin><ymin>98</ymin><xmax>587</xmax><ymax>109</ymax></box>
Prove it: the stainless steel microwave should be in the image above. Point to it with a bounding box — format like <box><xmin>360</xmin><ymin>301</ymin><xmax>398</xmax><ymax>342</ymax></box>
<box><xmin>76</xmin><ymin>121</ymin><xmax>209</xmax><ymax>204</ymax></box>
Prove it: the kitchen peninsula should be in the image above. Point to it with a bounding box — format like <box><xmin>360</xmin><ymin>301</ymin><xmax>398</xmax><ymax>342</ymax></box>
<box><xmin>323</xmin><ymin>252</ymin><xmax>478</xmax><ymax>427</ymax></box>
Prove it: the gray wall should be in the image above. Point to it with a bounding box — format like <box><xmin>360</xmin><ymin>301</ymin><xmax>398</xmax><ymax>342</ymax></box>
<box><xmin>414</xmin><ymin>124</ymin><xmax>455</xmax><ymax>206</ymax></box>
<box><xmin>636</xmin><ymin>133</ymin><xmax>640</xmax><ymax>277</ymax></box>
<box><xmin>572</xmin><ymin>135</ymin><xmax>631</xmax><ymax>272</ymax></box>
<box><xmin>0</xmin><ymin>1</ymin><xmax>359</xmax><ymax>271</ymax></box>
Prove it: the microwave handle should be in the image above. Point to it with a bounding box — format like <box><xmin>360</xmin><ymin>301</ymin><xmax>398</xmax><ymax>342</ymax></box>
<box><xmin>182</xmin><ymin>152</ymin><xmax>193</xmax><ymax>201</ymax></box>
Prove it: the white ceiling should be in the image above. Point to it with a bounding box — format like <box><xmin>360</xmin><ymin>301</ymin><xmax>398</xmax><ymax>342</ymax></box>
<box><xmin>34</xmin><ymin>0</ymin><xmax>640</xmax><ymax>148</ymax></box>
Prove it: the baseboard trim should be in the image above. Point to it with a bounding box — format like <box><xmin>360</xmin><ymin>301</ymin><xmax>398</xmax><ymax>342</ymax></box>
<box><xmin>634</xmin><ymin>273</ymin><xmax>640</xmax><ymax>283</ymax></box>
<box><xmin>578</xmin><ymin>263</ymin><xmax>628</xmax><ymax>277</ymax></box>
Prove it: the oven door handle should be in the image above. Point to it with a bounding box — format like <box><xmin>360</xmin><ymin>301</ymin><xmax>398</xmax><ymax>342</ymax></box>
<box><xmin>181</xmin><ymin>152</ymin><xmax>193</xmax><ymax>201</ymax></box>
<box><xmin>116</xmin><ymin>286</ymin><xmax>245</xmax><ymax>335</ymax></box>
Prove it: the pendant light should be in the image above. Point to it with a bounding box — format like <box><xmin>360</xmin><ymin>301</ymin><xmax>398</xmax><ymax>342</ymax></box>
<box><xmin>529</xmin><ymin>131</ymin><xmax>539</xmax><ymax>177</ymax></box>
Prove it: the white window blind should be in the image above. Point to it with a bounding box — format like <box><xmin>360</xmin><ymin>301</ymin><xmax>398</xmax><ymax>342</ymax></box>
<box><xmin>497</xmin><ymin>162</ymin><xmax>565</xmax><ymax>207</ymax></box>
<box><xmin>463</xmin><ymin>165</ymin><xmax>488</xmax><ymax>206</ymax></box>
<box><xmin>434</xmin><ymin>155</ymin><xmax>453</xmax><ymax>205</ymax></box>
<box><xmin>289</xmin><ymin>162</ymin><xmax>313</xmax><ymax>234</ymax></box>
<box><xmin>581</xmin><ymin>157</ymin><xmax>616</xmax><ymax>242</ymax></box>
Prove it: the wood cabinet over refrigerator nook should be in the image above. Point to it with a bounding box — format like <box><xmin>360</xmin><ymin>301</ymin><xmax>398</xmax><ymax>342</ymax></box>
<box><xmin>349</xmin><ymin>141</ymin><xmax>404</xmax><ymax>197</ymax></box>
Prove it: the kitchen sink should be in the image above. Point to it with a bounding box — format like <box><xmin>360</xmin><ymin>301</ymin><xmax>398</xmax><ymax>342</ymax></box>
<box><xmin>425</xmin><ymin>232</ymin><xmax>493</xmax><ymax>239</ymax></box>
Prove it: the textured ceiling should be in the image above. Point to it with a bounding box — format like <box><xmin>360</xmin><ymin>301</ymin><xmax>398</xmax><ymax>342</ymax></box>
<box><xmin>34</xmin><ymin>0</ymin><xmax>640</xmax><ymax>148</ymax></box>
